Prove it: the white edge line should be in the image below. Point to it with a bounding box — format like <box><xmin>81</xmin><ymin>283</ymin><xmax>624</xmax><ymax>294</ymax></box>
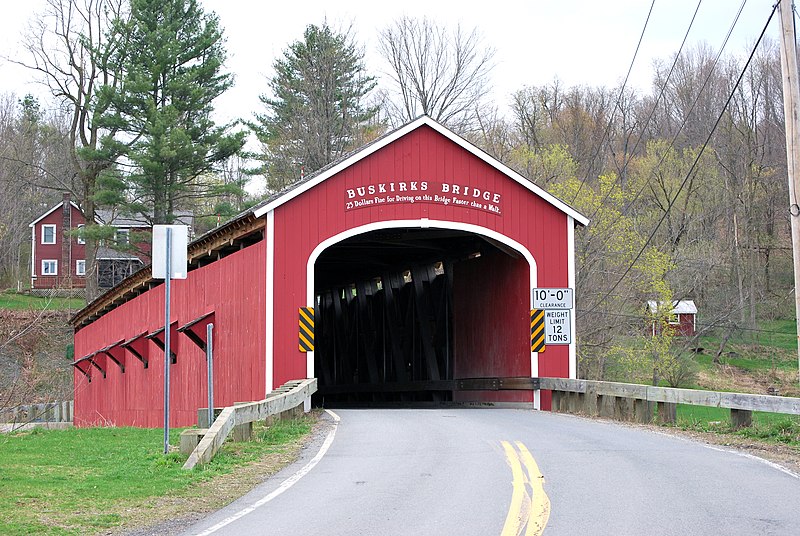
<box><xmin>700</xmin><ymin>442</ymin><xmax>800</xmax><ymax>480</ymax></box>
<box><xmin>193</xmin><ymin>409</ymin><xmax>342</xmax><ymax>536</ymax></box>
<box><xmin>648</xmin><ymin>427</ymin><xmax>800</xmax><ymax>480</ymax></box>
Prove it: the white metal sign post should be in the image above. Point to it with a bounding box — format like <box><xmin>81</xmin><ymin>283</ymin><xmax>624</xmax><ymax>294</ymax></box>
<box><xmin>206</xmin><ymin>323</ymin><xmax>214</xmax><ymax>429</ymax></box>
<box><xmin>153</xmin><ymin>225</ymin><xmax>188</xmax><ymax>455</ymax></box>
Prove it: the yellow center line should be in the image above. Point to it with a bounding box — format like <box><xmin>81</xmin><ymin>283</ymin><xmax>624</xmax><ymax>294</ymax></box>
<box><xmin>500</xmin><ymin>441</ymin><xmax>551</xmax><ymax>536</ymax></box>
<box><xmin>501</xmin><ymin>441</ymin><xmax>530</xmax><ymax>536</ymax></box>
<box><xmin>516</xmin><ymin>441</ymin><xmax>551</xmax><ymax>536</ymax></box>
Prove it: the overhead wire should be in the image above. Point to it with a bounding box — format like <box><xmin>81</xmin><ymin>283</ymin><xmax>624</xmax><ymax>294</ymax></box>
<box><xmin>569</xmin><ymin>0</ymin><xmax>657</xmax><ymax>204</ymax></box>
<box><xmin>584</xmin><ymin>0</ymin><xmax>746</xmax><ymax>226</ymax></box>
<box><xmin>580</xmin><ymin>3</ymin><xmax>780</xmax><ymax>317</ymax></box>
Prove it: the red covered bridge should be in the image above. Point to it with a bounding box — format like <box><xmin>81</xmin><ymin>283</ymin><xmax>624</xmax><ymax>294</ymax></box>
<box><xmin>70</xmin><ymin>116</ymin><xmax>588</xmax><ymax>427</ymax></box>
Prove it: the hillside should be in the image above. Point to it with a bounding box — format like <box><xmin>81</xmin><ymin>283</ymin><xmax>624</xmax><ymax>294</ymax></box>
<box><xmin>0</xmin><ymin>309</ymin><xmax>74</xmax><ymax>409</ymax></box>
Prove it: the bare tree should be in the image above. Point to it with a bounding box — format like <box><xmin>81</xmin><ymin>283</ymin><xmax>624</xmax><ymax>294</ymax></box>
<box><xmin>11</xmin><ymin>0</ymin><xmax>128</xmax><ymax>300</ymax></box>
<box><xmin>0</xmin><ymin>94</ymin><xmax>74</xmax><ymax>288</ymax></box>
<box><xmin>377</xmin><ymin>16</ymin><xmax>495</xmax><ymax>132</ymax></box>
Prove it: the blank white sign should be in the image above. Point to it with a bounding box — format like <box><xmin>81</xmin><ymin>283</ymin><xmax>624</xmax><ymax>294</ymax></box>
<box><xmin>152</xmin><ymin>225</ymin><xmax>188</xmax><ymax>279</ymax></box>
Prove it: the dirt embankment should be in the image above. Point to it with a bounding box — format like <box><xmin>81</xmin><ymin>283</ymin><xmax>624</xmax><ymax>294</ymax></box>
<box><xmin>0</xmin><ymin>310</ymin><xmax>74</xmax><ymax>408</ymax></box>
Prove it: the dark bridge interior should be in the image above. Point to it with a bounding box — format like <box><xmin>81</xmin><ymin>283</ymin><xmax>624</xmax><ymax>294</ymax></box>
<box><xmin>313</xmin><ymin>228</ymin><xmax>533</xmax><ymax>406</ymax></box>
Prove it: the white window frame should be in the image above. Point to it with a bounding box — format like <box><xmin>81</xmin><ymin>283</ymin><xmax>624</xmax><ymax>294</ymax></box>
<box><xmin>668</xmin><ymin>313</ymin><xmax>680</xmax><ymax>325</ymax></box>
<box><xmin>76</xmin><ymin>260</ymin><xmax>86</xmax><ymax>276</ymax></box>
<box><xmin>115</xmin><ymin>228</ymin><xmax>130</xmax><ymax>245</ymax></box>
<box><xmin>77</xmin><ymin>224</ymin><xmax>85</xmax><ymax>245</ymax></box>
<box><xmin>42</xmin><ymin>259</ymin><xmax>58</xmax><ymax>276</ymax></box>
<box><xmin>42</xmin><ymin>224</ymin><xmax>57</xmax><ymax>244</ymax></box>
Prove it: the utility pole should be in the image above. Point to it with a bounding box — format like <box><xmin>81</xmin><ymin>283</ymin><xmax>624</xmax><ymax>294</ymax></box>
<box><xmin>778</xmin><ymin>0</ymin><xmax>800</xmax><ymax>384</ymax></box>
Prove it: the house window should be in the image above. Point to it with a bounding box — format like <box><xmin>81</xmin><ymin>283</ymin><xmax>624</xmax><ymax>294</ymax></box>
<box><xmin>42</xmin><ymin>224</ymin><xmax>56</xmax><ymax>244</ymax></box>
<box><xmin>115</xmin><ymin>229</ymin><xmax>130</xmax><ymax>245</ymax></box>
<box><xmin>42</xmin><ymin>260</ymin><xmax>58</xmax><ymax>276</ymax></box>
<box><xmin>76</xmin><ymin>260</ymin><xmax>86</xmax><ymax>276</ymax></box>
<box><xmin>77</xmin><ymin>224</ymin><xmax>85</xmax><ymax>245</ymax></box>
<box><xmin>668</xmin><ymin>313</ymin><xmax>680</xmax><ymax>325</ymax></box>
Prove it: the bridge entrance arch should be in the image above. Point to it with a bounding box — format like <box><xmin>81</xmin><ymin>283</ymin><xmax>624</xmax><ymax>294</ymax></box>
<box><xmin>309</xmin><ymin>221</ymin><xmax>536</xmax><ymax>405</ymax></box>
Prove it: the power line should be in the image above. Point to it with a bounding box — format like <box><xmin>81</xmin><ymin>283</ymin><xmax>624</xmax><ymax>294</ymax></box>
<box><xmin>569</xmin><ymin>0</ymin><xmax>657</xmax><ymax>204</ymax></box>
<box><xmin>584</xmin><ymin>0</ymin><xmax>747</xmax><ymax>226</ymax></box>
<box><xmin>580</xmin><ymin>3</ymin><xmax>780</xmax><ymax>317</ymax></box>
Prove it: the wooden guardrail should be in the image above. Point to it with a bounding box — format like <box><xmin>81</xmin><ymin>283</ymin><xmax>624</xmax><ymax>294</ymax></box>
<box><xmin>538</xmin><ymin>377</ymin><xmax>800</xmax><ymax>428</ymax></box>
<box><xmin>182</xmin><ymin>378</ymin><xmax>317</xmax><ymax>470</ymax></box>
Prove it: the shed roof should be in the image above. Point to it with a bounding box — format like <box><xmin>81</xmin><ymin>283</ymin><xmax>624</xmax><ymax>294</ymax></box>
<box><xmin>647</xmin><ymin>300</ymin><xmax>697</xmax><ymax>315</ymax></box>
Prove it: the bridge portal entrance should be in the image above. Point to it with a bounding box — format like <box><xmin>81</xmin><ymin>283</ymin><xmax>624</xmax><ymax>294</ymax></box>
<box><xmin>313</xmin><ymin>226</ymin><xmax>533</xmax><ymax>406</ymax></box>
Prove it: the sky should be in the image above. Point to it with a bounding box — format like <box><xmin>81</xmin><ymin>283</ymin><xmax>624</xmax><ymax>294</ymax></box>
<box><xmin>0</xmin><ymin>0</ymin><xmax>782</xmax><ymax>125</ymax></box>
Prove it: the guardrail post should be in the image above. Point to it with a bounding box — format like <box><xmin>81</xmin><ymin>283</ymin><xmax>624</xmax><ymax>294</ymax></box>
<box><xmin>730</xmin><ymin>408</ymin><xmax>753</xmax><ymax>429</ymax></box>
<box><xmin>550</xmin><ymin>391</ymin><xmax>562</xmax><ymax>413</ymax></box>
<box><xmin>567</xmin><ymin>392</ymin><xmax>580</xmax><ymax>413</ymax></box>
<box><xmin>634</xmin><ymin>399</ymin><xmax>655</xmax><ymax>424</ymax></box>
<box><xmin>583</xmin><ymin>385</ymin><xmax>599</xmax><ymax>416</ymax></box>
<box><xmin>657</xmin><ymin>402</ymin><xmax>677</xmax><ymax>424</ymax></box>
<box><xmin>232</xmin><ymin>402</ymin><xmax>253</xmax><ymax>442</ymax></box>
<box><xmin>197</xmin><ymin>408</ymin><xmax>223</xmax><ymax>428</ymax></box>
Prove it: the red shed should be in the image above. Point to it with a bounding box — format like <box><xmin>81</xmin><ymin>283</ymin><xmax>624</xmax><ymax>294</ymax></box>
<box><xmin>648</xmin><ymin>300</ymin><xmax>697</xmax><ymax>337</ymax></box>
<box><xmin>70</xmin><ymin>117</ymin><xmax>588</xmax><ymax>427</ymax></box>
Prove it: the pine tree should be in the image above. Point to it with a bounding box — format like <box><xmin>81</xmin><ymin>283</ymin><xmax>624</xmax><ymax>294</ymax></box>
<box><xmin>102</xmin><ymin>0</ymin><xmax>244</xmax><ymax>224</ymax></box>
<box><xmin>250</xmin><ymin>23</ymin><xmax>379</xmax><ymax>192</ymax></box>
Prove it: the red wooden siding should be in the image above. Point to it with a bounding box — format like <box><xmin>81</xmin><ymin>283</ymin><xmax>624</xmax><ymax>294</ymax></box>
<box><xmin>452</xmin><ymin>249</ymin><xmax>533</xmax><ymax>403</ymax></box>
<box><xmin>73</xmin><ymin>241</ymin><xmax>266</xmax><ymax>427</ymax></box>
<box><xmin>271</xmin><ymin>125</ymin><xmax>571</xmax><ymax>392</ymax></box>
<box><xmin>677</xmin><ymin>314</ymin><xmax>695</xmax><ymax>337</ymax></box>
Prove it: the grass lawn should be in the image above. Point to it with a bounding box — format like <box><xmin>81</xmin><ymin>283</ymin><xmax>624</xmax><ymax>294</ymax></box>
<box><xmin>694</xmin><ymin>318</ymin><xmax>798</xmax><ymax>373</ymax></box>
<box><xmin>676</xmin><ymin>404</ymin><xmax>800</xmax><ymax>448</ymax></box>
<box><xmin>0</xmin><ymin>416</ymin><xmax>315</xmax><ymax>535</ymax></box>
<box><xmin>0</xmin><ymin>291</ymin><xmax>85</xmax><ymax>311</ymax></box>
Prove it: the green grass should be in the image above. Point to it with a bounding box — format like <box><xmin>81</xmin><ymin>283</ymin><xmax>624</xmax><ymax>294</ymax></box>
<box><xmin>0</xmin><ymin>417</ymin><xmax>314</xmax><ymax>535</ymax></box>
<box><xmin>675</xmin><ymin>404</ymin><xmax>800</xmax><ymax>448</ymax></box>
<box><xmin>0</xmin><ymin>291</ymin><xmax>85</xmax><ymax>311</ymax></box>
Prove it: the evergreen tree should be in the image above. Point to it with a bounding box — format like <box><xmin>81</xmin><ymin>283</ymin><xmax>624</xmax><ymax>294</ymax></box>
<box><xmin>250</xmin><ymin>23</ymin><xmax>379</xmax><ymax>192</ymax></box>
<box><xmin>102</xmin><ymin>0</ymin><xmax>244</xmax><ymax>224</ymax></box>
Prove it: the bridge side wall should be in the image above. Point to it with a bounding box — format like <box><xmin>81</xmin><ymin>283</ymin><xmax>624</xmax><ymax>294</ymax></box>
<box><xmin>73</xmin><ymin>241</ymin><xmax>266</xmax><ymax>427</ymax></box>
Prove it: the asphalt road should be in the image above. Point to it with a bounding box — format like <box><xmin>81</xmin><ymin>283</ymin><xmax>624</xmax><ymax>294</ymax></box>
<box><xmin>181</xmin><ymin>409</ymin><xmax>800</xmax><ymax>536</ymax></box>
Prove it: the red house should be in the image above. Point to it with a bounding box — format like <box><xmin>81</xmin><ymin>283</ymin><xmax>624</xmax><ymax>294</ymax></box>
<box><xmin>70</xmin><ymin>116</ymin><xmax>588</xmax><ymax>427</ymax></box>
<box><xmin>29</xmin><ymin>194</ymin><xmax>190</xmax><ymax>293</ymax></box>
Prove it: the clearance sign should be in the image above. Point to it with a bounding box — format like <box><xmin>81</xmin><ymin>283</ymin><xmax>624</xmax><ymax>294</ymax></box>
<box><xmin>532</xmin><ymin>288</ymin><xmax>573</xmax><ymax>346</ymax></box>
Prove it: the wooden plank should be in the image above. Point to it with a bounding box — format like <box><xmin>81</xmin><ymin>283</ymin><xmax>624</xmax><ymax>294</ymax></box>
<box><xmin>594</xmin><ymin>382</ymin><xmax>648</xmax><ymax>400</ymax></box>
<box><xmin>646</xmin><ymin>387</ymin><xmax>721</xmax><ymax>407</ymax></box>
<box><xmin>718</xmin><ymin>392</ymin><xmax>800</xmax><ymax>414</ymax></box>
<box><xmin>538</xmin><ymin>378</ymin><xmax>800</xmax><ymax>416</ymax></box>
<box><xmin>537</xmin><ymin>378</ymin><xmax>586</xmax><ymax>393</ymax></box>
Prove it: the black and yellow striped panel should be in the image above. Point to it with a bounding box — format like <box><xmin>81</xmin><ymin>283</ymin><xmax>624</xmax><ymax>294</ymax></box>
<box><xmin>531</xmin><ymin>309</ymin><xmax>546</xmax><ymax>353</ymax></box>
<box><xmin>299</xmin><ymin>307</ymin><xmax>315</xmax><ymax>352</ymax></box>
